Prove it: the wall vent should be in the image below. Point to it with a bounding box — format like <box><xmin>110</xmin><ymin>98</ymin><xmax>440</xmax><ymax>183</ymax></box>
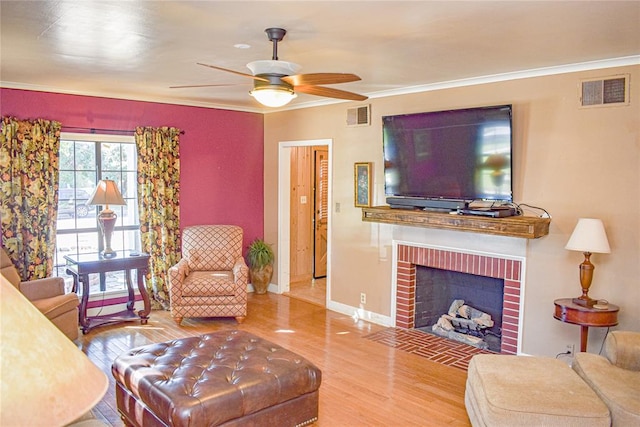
<box><xmin>346</xmin><ymin>105</ymin><xmax>371</xmax><ymax>127</ymax></box>
<box><xmin>580</xmin><ymin>74</ymin><xmax>629</xmax><ymax>107</ymax></box>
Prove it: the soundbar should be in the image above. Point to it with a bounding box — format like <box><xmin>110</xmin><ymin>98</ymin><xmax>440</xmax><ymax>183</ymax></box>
<box><xmin>386</xmin><ymin>196</ymin><xmax>469</xmax><ymax>211</ymax></box>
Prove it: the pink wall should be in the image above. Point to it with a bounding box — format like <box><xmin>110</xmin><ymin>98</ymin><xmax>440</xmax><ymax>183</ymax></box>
<box><xmin>0</xmin><ymin>88</ymin><xmax>265</xmax><ymax>253</ymax></box>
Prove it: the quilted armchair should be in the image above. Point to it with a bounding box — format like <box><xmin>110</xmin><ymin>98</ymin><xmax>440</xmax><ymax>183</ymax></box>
<box><xmin>168</xmin><ymin>225</ymin><xmax>249</xmax><ymax>325</ymax></box>
<box><xmin>1</xmin><ymin>247</ymin><xmax>79</xmax><ymax>340</ymax></box>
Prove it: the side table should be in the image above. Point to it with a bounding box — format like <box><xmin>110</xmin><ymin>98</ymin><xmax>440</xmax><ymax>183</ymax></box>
<box><xmin>65</xmin><ymin>251</ymin><xmax>151</xmax><ymax>334</ymax></box>
<box><xmin>553</xmin><ymin>298</ymin><xmax>619</xmax><ymax>352</ymax></box>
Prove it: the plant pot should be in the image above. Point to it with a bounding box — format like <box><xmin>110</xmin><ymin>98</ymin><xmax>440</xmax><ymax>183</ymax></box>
<box><xmin>250</xmin><ymin>264</ymin><xmax>273</xmax><ymax>295</ymax></box>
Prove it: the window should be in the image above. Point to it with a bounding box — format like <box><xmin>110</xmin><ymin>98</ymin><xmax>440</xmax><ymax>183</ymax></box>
<box><xmin>54</xmin><ymin>133</ymin><xmax>141</xmax><ymax>294</ymax></box>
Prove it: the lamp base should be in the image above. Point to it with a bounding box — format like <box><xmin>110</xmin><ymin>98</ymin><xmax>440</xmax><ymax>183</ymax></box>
<box><xmin>101</xmin><ymin>249</ymin><xmax>117</xmax><ymax>259</ymax></box>
<box><xmin>97</xmin><ymin>211</ymin><xmax>118</xmax><ymax>258</ymax></box>
<box><xmin>572</xmin><ymin>296</ymin><xmax>597</xmax><ymax>307</ymax></box>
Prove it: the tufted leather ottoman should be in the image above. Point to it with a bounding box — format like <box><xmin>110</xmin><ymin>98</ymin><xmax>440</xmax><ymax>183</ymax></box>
<box><xmin>112</xmin><ymin>330</ymin><xmax>322</xmax><ymax>427</ymax></box>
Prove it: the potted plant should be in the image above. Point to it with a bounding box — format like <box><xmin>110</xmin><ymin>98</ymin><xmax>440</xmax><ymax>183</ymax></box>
<box><xmin>247</xmin><ymin>238</ymin><xmax>274</xmax><ymax>294</ymax></box>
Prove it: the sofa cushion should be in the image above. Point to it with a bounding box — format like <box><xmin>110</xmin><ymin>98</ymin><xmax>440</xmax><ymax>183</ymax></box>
<box><xmin>604</xmin><ymin>331</ymin><xmax>640</xmax><ymax>371</ymax></box>
<box><xmin>466</xmin><ymin>355</ymin><xmax>610</xmax><ymax>426</ymax></box>
<box><xmin>573</xmin><ymin>352</ymin><xmax>640</xmax><ymax>427</ymax></box>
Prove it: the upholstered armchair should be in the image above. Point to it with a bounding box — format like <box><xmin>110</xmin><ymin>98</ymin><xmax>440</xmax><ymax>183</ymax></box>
<box><xmin>168</xmin><ymin>225</ymin><xmax>249</xmax><ymax>325</ymax></box>
<box><xmin>1</xmin><ymin>247</ymin><xmax>79</xmax><ymax>340</ymax></box>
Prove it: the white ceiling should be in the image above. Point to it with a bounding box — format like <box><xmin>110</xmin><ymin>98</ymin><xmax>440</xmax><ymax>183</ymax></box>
<box><xmin>1</xmin><ymin>1</ymin><xmax>639</xmax><ymax>113</ymax></box>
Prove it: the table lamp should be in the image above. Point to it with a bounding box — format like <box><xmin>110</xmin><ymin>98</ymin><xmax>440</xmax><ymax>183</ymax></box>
<box><xmin>565</xmin><ymin>218</ymin><xmax>611</xmax><ymax>307</ymax></box>
<box><xmin>0</xmin><ymin>276</ymin><xmax>108</xmax><ymax>426</ymax></box>
<box><xmin>88</xmin><ymin>179</ymin><xmax>126</xmax><ymax>258</ymax></box>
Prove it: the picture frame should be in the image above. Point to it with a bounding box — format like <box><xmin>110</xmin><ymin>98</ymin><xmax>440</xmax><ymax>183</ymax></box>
<box><xmin>354</xmin><ymin>162</ymin><xmax>372</xmax><ymax>207</ymax></box>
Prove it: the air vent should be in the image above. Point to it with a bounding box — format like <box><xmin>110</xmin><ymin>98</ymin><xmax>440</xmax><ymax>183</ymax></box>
<box><xmin>580</xmin><ymin>74</ymin><xmax>629</xmax><ymax>107</ymax></box>
<box><xmin>346</xmin><ymin>105</ymin><xmax>370</xmax><ymax>127</ymax></box>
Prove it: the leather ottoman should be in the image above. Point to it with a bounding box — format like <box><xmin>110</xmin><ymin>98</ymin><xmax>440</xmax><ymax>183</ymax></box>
<box><xmin>112</xmin><ymin>330</ymin><xmax>321</xmax><ymax>427</ymax></box>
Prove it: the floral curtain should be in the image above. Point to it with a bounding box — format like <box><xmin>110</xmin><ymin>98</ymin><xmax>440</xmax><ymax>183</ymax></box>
<box><xmin>0</xmin><ymin>117</ymin><xmax>61</xmax><ymax>280</ymax></box>
<box><xmin>135</xmin><ymin>126</ymin><xmax>181</xmax><ymax>310</ymax></box>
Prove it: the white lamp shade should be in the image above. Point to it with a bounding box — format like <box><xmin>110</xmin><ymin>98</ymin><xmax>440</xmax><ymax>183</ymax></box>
<box><xmin>565</xmin><ymin>218</ymin><xmax>611</xmax><ymax>253</ymax></box>
<box><xmin>0</xmin><ymin>277</ymin><xmax>108</xmax><ymax>425</ymax></box>
<box><xmin>87</xmin><ymin>179</ymin><xmax>126</xmax><ymax>207</ymax></box>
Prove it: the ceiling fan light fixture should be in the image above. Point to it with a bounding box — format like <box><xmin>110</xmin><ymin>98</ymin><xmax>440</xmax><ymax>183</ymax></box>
<box><xmin>250</xmin><ymin>86</ymin><xmax>297</xmax><ymax>107</ymax></box>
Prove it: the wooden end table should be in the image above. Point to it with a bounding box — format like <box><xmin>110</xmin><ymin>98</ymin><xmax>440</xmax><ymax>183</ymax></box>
<box><xmin>553</xmin><ymin>298</ymin><xmax>619</xmax><ymax>352</ymax></box>
<box><xmin>65</xmin><ymin>251</ymin><xmax>151</xmax><ymax>334</ymax></box>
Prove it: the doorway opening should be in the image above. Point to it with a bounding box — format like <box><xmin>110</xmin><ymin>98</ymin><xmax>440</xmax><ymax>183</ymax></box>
<box><xmin>277</xmin><ymin>139</ymin><xmax>332</xmax><ymax>306</ymax></box>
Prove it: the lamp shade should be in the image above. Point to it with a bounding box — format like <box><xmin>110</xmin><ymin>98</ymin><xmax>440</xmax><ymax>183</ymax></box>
<box><xmin>0</xmin><ymin>277</ymin><xmax>108</xmax><ymax>425</ymax></box>
<box><xmin>565</xmin><ymin>218</ymin><xmax>611</xmax><ymax>253</ymax></box>
<box><xmin>87</xmin><ymin>179</ymin><xmax>126</xmax><ymax>208</ymax></box>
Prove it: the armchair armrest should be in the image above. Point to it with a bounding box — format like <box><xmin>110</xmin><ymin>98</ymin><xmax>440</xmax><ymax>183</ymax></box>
<box><xmin>603</xmin><ymin>331</ymin><xmax>640</xmax><ymax>371</ymax></box>
<box><xmin>168</xmin><ymin>258</ymin><xmax>190</xmax><ymax>299</ymax></box>
<box><xmin>232</xmin><ymin>257</ymin><xmax>249</xmax><ymax>285</ymax></box>
<box><xmin>19</xmin><ymin>276</ymin><xmax>66</xmax><ymax>301</ymax></box>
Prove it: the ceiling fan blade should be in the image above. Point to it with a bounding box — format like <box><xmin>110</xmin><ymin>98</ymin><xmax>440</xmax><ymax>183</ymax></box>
<box><xmin>295</xmin><ymin>85</ymin><xmax>368</xmax><ymax>101</ymax></box>
<box><xmin>170</xmin><ymin>83</ymin><xmax>244</xmax><ymax>89</ymax></box>
<box><xmin>197</xmin><ymin>63</ymin><xmax>269</xmax><ymax>82</ymax></box>
<box><xmin>282</xmin><ymin>73</ymin><xmax>361</xmax><ymax>87</ymax></box>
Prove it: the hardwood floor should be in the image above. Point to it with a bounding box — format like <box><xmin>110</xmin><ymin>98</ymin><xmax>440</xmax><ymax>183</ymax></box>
<box><xmin>286</xmin><ymin>277</ymin><xmax>326</xmax><ymax>306</ymax></box>
<box><xmin>79</xmin><ymin>292</ymin><xmax>471</xmax><ymax>426</ymax></box>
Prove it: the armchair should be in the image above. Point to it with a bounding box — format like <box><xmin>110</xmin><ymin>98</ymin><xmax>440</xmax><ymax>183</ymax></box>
<box><xmin>1</xmin><ymin>247</ymin><xmax>79</xmax><ymax>340</ymax></box>
<box><xmin>168</xmin><ymin>225</ymin><xmax>249</xmax><ymax>325</ymax></box>
<box><xmin>572</xmin><ymin>330</ymin><xmax>640</xmax><ymax>426</ymax></box>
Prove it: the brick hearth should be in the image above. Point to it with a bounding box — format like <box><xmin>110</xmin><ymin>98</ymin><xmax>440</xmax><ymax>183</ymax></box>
<box><xmin>395</xmin><ymin>244</ymin><xmax>522</xmax><ymax>354</ymax></box>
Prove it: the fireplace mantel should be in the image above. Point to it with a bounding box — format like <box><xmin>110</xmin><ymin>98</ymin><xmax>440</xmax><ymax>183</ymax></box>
<box><xmin>362</xmin><ymin>206</ymin><xmax>550</xmax><ymax>239</ymax></box>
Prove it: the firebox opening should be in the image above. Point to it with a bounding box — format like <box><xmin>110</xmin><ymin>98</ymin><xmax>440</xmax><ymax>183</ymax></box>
<box><xmin>414</xmin><ymin>266</ymin><xmax>504</xmax><ymax>353</ymax></box>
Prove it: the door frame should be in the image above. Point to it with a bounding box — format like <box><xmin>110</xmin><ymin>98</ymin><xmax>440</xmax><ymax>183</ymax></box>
<box><xmin>277</xmin><ymin>138</ymin><xmax>332</xmax><ymax>305</ymax></box>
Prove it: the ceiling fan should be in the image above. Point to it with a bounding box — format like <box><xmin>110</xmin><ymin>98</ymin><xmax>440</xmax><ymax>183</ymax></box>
<box><xmin>172</xmin><ymin>28</ymin><xmax>368</xmax><ymax>107</ymax></box>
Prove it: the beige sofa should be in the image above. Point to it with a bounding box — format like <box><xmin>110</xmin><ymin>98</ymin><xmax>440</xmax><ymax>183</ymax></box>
<box><xmin>1</xmin><ymin>247</ymin><xmax>79</xmax><ymax>340</ymax></box>
<box><xmin>572</xmin><ymin>331</ymin><xmax>640</xmax><ymax>426</ymax></box>
<box><xmin>465</xmin><ymin>330</ymin><xmax>640</xmax><ymax>426</ymax></box>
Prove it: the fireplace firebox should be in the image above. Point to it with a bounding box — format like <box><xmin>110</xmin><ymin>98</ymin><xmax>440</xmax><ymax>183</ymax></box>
<box><xmin>394</xmin><ymin>243</ymin><xmax>523</xmax><ymax>354</ymax></box>
<box><xmin>415</xmin><ymin>266</ymin><xmax>504</xmax><ymax>352</ymax></box>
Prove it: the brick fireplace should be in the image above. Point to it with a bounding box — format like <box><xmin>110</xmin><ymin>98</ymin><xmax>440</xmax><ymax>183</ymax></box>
<box><xmin>394</xmin><ymin>243</ymin><xmax>524</xmax><ymax>354</ymax></box>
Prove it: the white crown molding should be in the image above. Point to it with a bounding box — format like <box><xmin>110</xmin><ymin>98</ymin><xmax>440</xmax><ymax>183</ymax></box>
<box><xmin>2</xmin><ymin>56</ymin><xmax>638</xmax><ymax>114</ymax></box>
<box><xmin>272</xmin><ymin>56</ymin><xmax>640</xmax><ymax>113</ymax></box>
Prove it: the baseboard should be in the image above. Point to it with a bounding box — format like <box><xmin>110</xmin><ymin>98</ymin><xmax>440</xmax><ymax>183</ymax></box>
<box><xmin>326</xmin><ymin>300</ymin><xmax>393</xmax><ymax>327</ymax></box>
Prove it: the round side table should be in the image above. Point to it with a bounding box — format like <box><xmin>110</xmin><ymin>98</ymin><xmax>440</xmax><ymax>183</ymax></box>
<box><xmin>553</xmin><ymin>298</ymin><xmax>619</xmax><ymax>352</ymax></box>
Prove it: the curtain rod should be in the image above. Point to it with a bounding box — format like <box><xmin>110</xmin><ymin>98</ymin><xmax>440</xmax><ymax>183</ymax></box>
<box><xmin>60</xmin><ymin>126</ymin><xmax>185</xmax><ymax>135</ymax></box>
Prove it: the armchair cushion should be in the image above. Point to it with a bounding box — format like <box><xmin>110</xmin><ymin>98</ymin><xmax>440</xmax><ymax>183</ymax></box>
<box><xmin>18</xmin><ymin>276</ymin><xmax>65</xmax><ymax>300</ymax></box>
<box><xmin>31</xmin><ymin>293</ymin><xmax>81</xmax><ymax>321</ymax></box>
<box><xmin>1</xmin><ymin>263</ymin><xmax>21</xmax><ymax>287</ymax></box>
<box><xmin>187</xmin><ymin>249</ymin><xmax>235</xmax><ymax>271</ymax></box>
<box><xmin>181</xmin><ymin>271</ymin><xmax>236</xmax><ymax>296</ymax></box>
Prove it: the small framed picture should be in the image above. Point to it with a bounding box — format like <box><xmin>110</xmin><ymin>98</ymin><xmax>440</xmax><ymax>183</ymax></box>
<box><xmin>354</xmin><ymin>162</ymin><xmax>372</xmax><ymax>207</ymax></box>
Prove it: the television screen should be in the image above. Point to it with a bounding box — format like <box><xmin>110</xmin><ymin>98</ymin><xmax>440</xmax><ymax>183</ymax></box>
<box><xmin>383</xmin><ymin>105</ymin><xmax>513</xmax><ymax>207</ymax></box>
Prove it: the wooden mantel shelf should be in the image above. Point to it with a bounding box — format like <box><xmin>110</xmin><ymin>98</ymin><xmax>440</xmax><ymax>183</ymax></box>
<box><xmin>361</xmin><ymin>206</ymin><xmax>550</xmax><ymax>239</ymax></box>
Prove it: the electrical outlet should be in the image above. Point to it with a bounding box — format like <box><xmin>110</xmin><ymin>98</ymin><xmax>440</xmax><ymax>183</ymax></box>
<box><xmin>360</xmin><ymin>293</ymin><xmax>366</xmax><ymax>304</ymax></box>
<box><xmin>566</xmin><ymin>344</ymin><xmax>575</xmax><ymax>356</ymax></box>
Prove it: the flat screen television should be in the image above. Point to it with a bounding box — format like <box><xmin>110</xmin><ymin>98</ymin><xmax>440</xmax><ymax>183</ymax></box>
<box><xmin>382</xmin><ymin>104</ymin><xmax>513</xmax><ymax>210</ymax></box>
